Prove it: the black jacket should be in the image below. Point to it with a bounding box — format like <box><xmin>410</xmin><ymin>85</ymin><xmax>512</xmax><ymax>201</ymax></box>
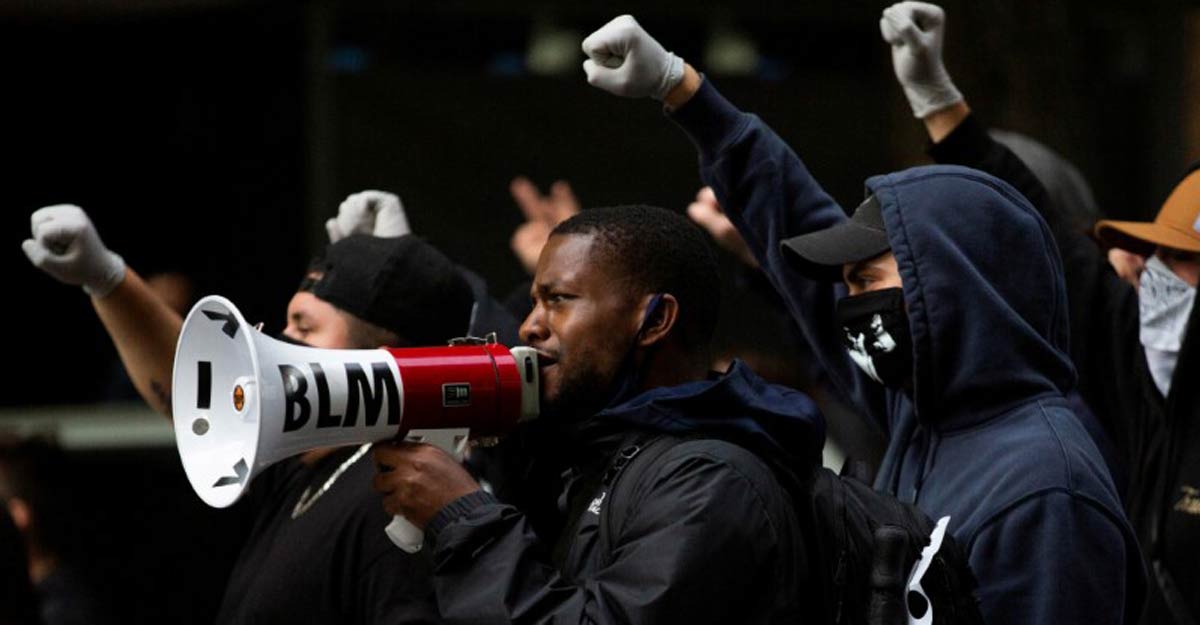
<box><xmin>217</xmin><ymin>447</ymin><xmax>438</xmax><ymax>624</ymax></box>
<box><xmin>930</xmin><ymin>114</ymin><xmax>1194</xmax><ymax>625</ymax></box>
<box><xmin>423</xmin><ymin>361</ymin><xmax>824</xmax><ymax>625</ymax></box>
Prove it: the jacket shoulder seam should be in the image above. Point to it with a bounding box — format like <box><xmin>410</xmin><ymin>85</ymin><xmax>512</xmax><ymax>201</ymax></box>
<box><xmin>1037</xmin><ymin>399</ymin><xmax>1077</xmax><ymax>491</ymax></box>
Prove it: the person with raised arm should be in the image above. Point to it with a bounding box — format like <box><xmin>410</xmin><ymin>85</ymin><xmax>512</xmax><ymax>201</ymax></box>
<box><xmin>881</xmin><ymin>3</ymin><xmax>1194</xmax><ymax>622</ymax></box>
<box><xmin>581</xmin><ymin>13</ymin><xmax>1142</xmax><ymax>625</ymax></box>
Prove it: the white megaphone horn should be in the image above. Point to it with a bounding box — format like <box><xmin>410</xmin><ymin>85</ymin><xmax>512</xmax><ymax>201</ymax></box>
<box><xmin>171</xmin><ymin>295</ymin><xmax>538</xmax><ymax>552</ymax></box>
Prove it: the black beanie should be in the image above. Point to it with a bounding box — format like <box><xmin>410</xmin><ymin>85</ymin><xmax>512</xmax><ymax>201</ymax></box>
<box><xmin>302</xmin><ymin>234</ymin><xmax>475</xmax><ymax>346</ymax></box>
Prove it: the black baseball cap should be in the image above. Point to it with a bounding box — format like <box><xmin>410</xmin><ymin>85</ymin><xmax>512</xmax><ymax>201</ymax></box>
<box><xmin>300</xmin><ymin>234</ymin><xmax>475</xmax><ymax>346</ymax></box>
<box><xmin>780</xmin><ymin>195</ymin><xmax>891</xmax><ymax>281</ymax></box>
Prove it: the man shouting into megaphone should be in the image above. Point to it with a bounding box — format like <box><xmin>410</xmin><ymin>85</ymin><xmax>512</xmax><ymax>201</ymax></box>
<box><xmin>372</xmin><ymin>205</ymin><xmax>826</xmax><ymax>624</ymax></box>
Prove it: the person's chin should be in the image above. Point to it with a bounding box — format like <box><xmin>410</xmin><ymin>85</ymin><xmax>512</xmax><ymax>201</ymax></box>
<box><xmin>538</xmin><ymin>387</ymin><xmax>589</xmax><ymax>422</ymax></box>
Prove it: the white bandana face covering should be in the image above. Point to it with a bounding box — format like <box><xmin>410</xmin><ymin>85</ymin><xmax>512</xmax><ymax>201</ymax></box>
<box><xmin>1139</xmin><ymin>255</ymin><xmax>1197</xmax><ymax>397</ymax></box>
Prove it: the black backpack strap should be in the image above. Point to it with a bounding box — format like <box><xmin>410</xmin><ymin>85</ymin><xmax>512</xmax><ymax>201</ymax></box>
<box><xmin>551</xmin><ymin>462</ymin><xmax>609</xmax><ymax>570</ymax></box>
<box><xmin>594</xmin><ymin>432</ymin><xmax>690</xmax><ymax>563</ymax></box>
<box><xmin>551</xmin><ymin>430</ymin><xmax>676</xmax><ymax>570</ymax></box>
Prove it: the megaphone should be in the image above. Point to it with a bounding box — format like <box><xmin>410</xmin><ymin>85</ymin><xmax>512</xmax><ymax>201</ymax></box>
<box><xmin>171</xmin><ymin>295</ymin><xmax>538</xmax><ymax>551</ymax></box>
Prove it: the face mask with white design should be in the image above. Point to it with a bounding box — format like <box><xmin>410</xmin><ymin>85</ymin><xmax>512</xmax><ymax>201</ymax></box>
<box><xmin>835</xmin><ymin>287</ymin><xmax>913</xmax><ymax>388</ymax></box>
<box><xmin>1139</xmin><ymin>254</ymin><xmax>1197</xmax><ymax>397</ymax></box>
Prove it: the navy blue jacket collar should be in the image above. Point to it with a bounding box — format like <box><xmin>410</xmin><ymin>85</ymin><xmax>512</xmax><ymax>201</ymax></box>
<box><xmin>596</xmin><ymin>360</ymin><xmax>825</xmax><ymax>468</ymax></box>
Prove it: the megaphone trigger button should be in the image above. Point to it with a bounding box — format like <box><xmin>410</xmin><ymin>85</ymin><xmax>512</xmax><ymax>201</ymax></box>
<box><xmin>192</xmin><ymin>418</ymin><xmax>210</xmax><ymax>436</ymax></box>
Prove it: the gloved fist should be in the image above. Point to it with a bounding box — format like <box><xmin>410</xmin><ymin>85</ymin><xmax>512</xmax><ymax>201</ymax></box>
<box><xmin>22</xmin><ymin>204</ymin><xmax>126</xmax><ymax>297</ymax></box>
<box><xmin>582</xmin><ymin>15</ymin><xmax>685</xmax><ymax>100</ymax></box>
<box><xmin>880</xmin><ymin>2</ymin><xmax>963</xmax><ymax>118</ymax></box>
<box><xmin>326</xmin><ymin>190</ymin><xmax>412</xmax><ymax>242</ymax></box>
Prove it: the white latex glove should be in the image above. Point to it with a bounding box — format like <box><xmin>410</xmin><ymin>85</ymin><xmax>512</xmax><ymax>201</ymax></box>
<box><xmin>326</xmin><ymin>190</ymin><xmax>412</xmax><ymax>242</ymax></box>
<box><xmin>22</xmin><ymin>204</ymin><xmax>126</xmax><ymax>297</ymax></box>
<box><xmin>582</xmin><ymin>15</ymin><xmax>685</xmax><ymax>100</ymax></box>
<box><xmin>880</xmin><ymin>2</ymin><xmax>963</xmax><ymax>118</ymax></box>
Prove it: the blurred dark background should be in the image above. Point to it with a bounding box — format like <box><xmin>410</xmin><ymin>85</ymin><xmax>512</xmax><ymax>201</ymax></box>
<box><xmin>1</xmin><ymin>0</ymin><xmax>1196</xmax><ymax>621</ymax></box>
<box><xmin>5</xmin><ymin>0</ymin><xmax>1195</xmax><ymax>405</ymax></box>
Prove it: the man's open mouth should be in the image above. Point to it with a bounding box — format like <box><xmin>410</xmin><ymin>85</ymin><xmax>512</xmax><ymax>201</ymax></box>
<box><xmin>534</xmin><ymin>351</ymin><xmax>558</xmax><ymax>370</ymax></box>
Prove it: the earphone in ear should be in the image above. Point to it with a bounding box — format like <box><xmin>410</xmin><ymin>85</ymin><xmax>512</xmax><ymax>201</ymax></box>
<box><xmin>637</xmin><ymin>294</ymin><xmax>665</xmax><ymax>337</ymax></box>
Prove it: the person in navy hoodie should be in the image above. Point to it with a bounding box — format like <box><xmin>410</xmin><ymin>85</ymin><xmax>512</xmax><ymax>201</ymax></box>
<box><xmin>878</xmin><ymin>4</ymin><xmax>1198</xmax><ymax>622</ymax></box>
<box><xmin>578</xmin><ymin>14</ymin><xmax>1144</xmax><ymax>625</ymax></box>
<box><xmin>371</xmin><ymin>205</ymin><xmax>824</xmax><ymax>624</ymax></box>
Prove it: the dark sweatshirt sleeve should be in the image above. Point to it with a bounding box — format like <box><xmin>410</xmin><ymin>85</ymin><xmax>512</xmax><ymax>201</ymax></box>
<box><xmin>928</xmin><ymin>115</ymin><xmax>1144</xmax><ymax>468</ymax></box>
<box><xmin>426</xmin><ymin>450</ymin><xmax>791</xmax><ymax>625</ymax></box>
<box><xmin>667</xmin><ymin>79</ymin><xmax>890</xmax><ymax>430</ymax></box>
<box><xmin>967</xmin><ymin>491</ymin><xmax>1133</xmax><ymax>625</ymax></box>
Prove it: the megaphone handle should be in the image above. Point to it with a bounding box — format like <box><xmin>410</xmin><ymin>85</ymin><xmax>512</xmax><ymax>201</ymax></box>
<box><xmin>383</xmin><ymin>428</ymin><xmax>471</xmax><ymax>552</ymax></box>
<box><xmin>385</xmin><ymin>515</ymin><xmax>425</xmax><ymax>553</ymax></box>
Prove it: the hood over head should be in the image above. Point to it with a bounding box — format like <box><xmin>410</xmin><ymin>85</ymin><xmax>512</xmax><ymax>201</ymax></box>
<box><xmin>867</xmin><ymin>164</ymin><xmax>1076</xmax><ymax>426</ymax></box>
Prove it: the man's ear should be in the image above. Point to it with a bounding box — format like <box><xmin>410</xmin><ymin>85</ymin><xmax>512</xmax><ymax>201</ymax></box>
<box><xmin>637</xmin><ymin>294</ymin><xmax>679</xmax><ymax>349</ymax></box>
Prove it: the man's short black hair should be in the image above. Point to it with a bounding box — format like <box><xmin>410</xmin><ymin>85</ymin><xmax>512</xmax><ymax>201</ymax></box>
<box><xmin>552</xmin><ymin>205</ymin><xmax>721</xmax><ymax>348</ymax></box>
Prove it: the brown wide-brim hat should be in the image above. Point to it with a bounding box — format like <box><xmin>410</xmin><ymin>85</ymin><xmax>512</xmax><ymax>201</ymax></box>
<box><xmin>1094</xmin><ymin>165</ymin><xmax>1200</xmax><ymax>255</ymax></box>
